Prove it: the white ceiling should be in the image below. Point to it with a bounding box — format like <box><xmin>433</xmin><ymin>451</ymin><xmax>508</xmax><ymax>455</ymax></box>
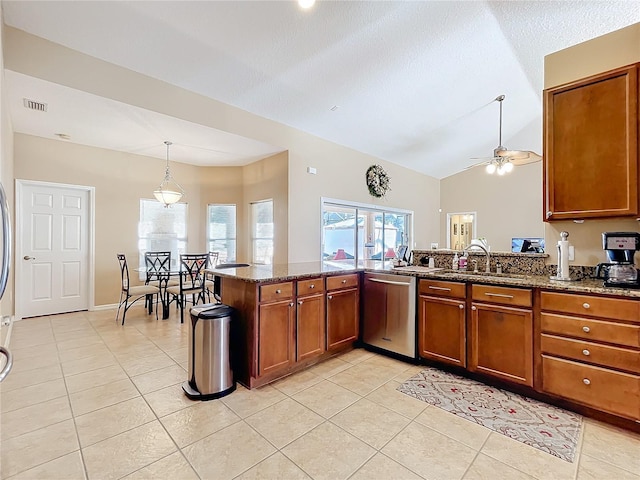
<box><xmin>3</xmin><ymin>1</ymin><xmax>640</xmax><ymax>178</ymax></box>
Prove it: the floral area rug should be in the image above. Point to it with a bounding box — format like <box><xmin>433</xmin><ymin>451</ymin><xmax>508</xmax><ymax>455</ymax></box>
<box><xmin>397</xmin><ymin>367</ymin><xmax>582</xmax><ymax>462</ymax></box>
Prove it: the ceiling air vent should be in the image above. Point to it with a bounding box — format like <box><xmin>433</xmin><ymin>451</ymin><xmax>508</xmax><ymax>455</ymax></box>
<box><xmin>23</xmin><ymin>98</ymin><xmax>47</xmax><ymax>112</ymax></box>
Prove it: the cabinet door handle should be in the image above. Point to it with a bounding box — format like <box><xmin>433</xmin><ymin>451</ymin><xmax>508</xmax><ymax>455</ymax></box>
<box><xmin>275</xmin><ymin>289</ymin><xmax>282</xmax><ymax>294</ymax></box>
<box><xmin>484</xmin><ymin>293</ymin><xmax>514</xmax><ymax>299</ymax></box>
<box><xmin>582</xmin><ymin>303</ymin><xmax>590</xmax><ymax>309</ymax></box>
<box><xmin>298</xmin><ymin>300</ymin><xmax>303</xmax><ymax>305</ymax></box>
<box><xmin>458</xmin><ymin>304</ymin><xmax>464</xmax><ymax>310</ymax></box>
<box><xmin>428</xmin><ymin>286</ymin><xmax>451</xmax><ymax>292</ymax></box>
<box><xmin>328</xmin><ymin>295</ymin><xmax>333</xmax><ymax>300</ymax></box>
<box><xmin>546</xmin><ymin>211</ymin><xmax>552</xmax><ymax>219</ymax></box>
<box><xmin>582</xmin><ymin>326</ymin><xmax>590</xmax><ymax>333</ymax></box>
<box><xmin>289</xmin><ymin>302</ymin><xmax>294</xmax><ymax>307</ymax></box>
<box><xmin>471</xmin><ymin>306</ymin><xmax>477</xmax><ymax>311</ymax></box>
<box><xmin>583</xmin><ymin>378</ymin><xmax>591</xmax><ymax>385</ymax></box>
<box><xmin>582</xmin><ymin>349</ymin><xmax>590</xmax><ymax>356</ymax></box>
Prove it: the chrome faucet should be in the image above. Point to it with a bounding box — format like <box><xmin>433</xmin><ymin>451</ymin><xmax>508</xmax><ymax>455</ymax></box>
<box><xmin>463</xmin><ymin>243</ymin><xmax>491</xmax><ymax>273</ymax></box>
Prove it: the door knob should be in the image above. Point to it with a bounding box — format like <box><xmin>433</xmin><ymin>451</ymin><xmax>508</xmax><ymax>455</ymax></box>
<box><xmin>23</xmin><ymin>256</ymin><xmax>35</xmax><ymax>260</ymax></box>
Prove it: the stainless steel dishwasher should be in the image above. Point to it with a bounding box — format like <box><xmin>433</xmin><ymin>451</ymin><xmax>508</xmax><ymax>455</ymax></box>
<box><xmin>362</xmin><ymin>272</ymin><xmax>416</xmax><ymax>359</ymax></box>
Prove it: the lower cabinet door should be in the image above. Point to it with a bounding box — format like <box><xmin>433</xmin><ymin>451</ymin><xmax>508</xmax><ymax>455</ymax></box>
<box><xmin>258</xmin><ymin>300</ymin><xmax>294</xmax><ymax>376</ymax></box>
<box><xmin>419</xmin><ymin>295</ymin><xmax>466</xmax><ymax>367</ymax></box>
<box><xmin>326</xmin><ymin>288</ymin><xmax>359</xmax><ymax>351</ymax></box>
<box><xmin>470</xmin><ymin>302</ymin><xmax>533</xmax><ymax>386</ymax></box>
<box><xmin>297</xmin><ymin>293</ymin><xmax>325</xmax><ymax>361</ymax></box>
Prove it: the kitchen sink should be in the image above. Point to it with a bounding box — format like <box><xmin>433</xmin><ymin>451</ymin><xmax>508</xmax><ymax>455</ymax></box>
<box><xmin>435</xmin><ymin>270</ymin><xmax>532</xmax><ymax>282</ymax></box>
<box><xmin>392</xmin><ymin>265</ymin><xmax>443</xmax><ymax>273</ymax></box>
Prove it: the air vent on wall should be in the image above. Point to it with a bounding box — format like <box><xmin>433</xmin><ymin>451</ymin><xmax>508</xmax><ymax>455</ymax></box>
<box><xmin>23</xmin><ymin>98</ymin><xmax>47</xmax><ymax>112</ymax></box>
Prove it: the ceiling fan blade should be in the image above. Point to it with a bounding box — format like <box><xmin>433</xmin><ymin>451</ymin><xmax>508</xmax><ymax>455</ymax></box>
<box><xmin>496</xmin><ymin>149</ymin><xmax>541</xmax><ymax>161</ymax></box>
<box><xmin>510</xmin><ymin>156</ymin><xmax>542</xmax><ymax>166</ymax></box>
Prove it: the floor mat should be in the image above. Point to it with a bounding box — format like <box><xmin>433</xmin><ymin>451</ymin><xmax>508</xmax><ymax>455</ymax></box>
<box><xmin>397</xmin><ymin>367</ymin><xmax>582</xmax><ymax>462</ymax></box>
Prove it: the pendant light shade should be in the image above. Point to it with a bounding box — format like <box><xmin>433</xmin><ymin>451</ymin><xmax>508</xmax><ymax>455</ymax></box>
<box><xmin>153</xmin><ymin>141</ymin><xmax>184</xmax><ymax>207</ymax></box>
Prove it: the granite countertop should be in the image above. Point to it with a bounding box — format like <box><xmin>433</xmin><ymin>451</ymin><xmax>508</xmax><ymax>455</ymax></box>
<box><xmin>207</xmin><ymin>261</ymin><xmax>640</xmax><ymax>298</ymax></box>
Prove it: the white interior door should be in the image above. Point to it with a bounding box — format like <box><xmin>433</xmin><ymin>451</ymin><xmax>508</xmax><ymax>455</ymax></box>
<box><xmin>18</xmin><ymin>182</ymin><xmax>90</xmax><ymax>318</ymax></box>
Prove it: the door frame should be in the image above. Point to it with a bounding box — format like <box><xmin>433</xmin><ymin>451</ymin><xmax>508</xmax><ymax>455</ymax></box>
<box><xmin>15</xmin><ymin>179</ymin><xmax>96</xmax><ymax>320</ymax></box>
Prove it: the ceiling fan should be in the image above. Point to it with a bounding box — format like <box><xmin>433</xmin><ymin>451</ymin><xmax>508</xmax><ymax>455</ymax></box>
<box><xmin>468</xmin><ymin>95</ymin><xmax>542</xmax><ymax>175</ymax></box>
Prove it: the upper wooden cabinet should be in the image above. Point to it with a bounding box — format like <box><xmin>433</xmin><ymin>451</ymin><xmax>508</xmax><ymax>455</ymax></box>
<box><xmin>543</xmin><ymin>64</ymin><xmax>639</xmax><ymax>220</ymax></box>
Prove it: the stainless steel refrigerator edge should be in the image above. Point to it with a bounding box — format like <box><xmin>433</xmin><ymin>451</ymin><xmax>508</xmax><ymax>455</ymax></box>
<box><xmin>362</xmin><ymin>272</ymin><xmax>416</xmax><ymax>359</ymax></box>
<box><xmin>0</xmin><ymin>182</ymin><xmax>12</xmax><ymax>382</ymax></box>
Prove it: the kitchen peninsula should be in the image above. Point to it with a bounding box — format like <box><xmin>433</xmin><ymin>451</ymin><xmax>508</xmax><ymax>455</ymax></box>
<box><xmin>212</xmin><ymin>257</ymin><xmax>640</xmax><ymax>431</ymax></box>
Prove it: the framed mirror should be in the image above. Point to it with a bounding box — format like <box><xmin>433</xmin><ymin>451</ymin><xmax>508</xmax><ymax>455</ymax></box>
<box><xmin>447</xmin><ymin>212</ymin><xmax>476</xmax><ymax>250</ymax></box>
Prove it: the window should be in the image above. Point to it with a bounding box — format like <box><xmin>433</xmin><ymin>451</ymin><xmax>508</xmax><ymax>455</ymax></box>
<box><xmin>322</xmin><ymin>199</ymin><xmax>411</xmax><ymax>265</ymax></box>
<box><xmin>251</xmin><ymin>200</ymin><xmax>274</xmax><ymax>265</ymax></box>
<box><xmin>207</xmin><ymin>204</ymin><xmax>237</xmax><ymax>263</ymax></box>
<box><xmin>138</xmin><ymin>200</ymin><xmax>187</xmax><ymax>275</ymax></box>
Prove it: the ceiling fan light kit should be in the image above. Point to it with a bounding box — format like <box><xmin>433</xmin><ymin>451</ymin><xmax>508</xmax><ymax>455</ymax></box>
<box><xmin>473</xmin><ymin>94</ymin><xmax>541</xmax><ymax>176</ymax></box>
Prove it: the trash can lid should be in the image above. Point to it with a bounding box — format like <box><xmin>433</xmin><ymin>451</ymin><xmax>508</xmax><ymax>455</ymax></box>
<box><xmin>191</xmin><ymin>303</ymin><xmax>234</xmax><ymax>319</ymax></box>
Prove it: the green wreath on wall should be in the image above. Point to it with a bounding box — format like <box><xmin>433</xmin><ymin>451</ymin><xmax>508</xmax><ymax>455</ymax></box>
<box><xmin>366</xmin><ymin>164</ymin><xmax>391</xmax><ymax>198</ymax></box>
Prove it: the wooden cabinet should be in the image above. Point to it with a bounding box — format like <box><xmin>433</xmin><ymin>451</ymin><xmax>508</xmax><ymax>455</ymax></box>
<box><xmin>470</xmin><ymin>284</ymin><xmax>533</xmax><ymax>386</ymax></box>
<box><xmin>257</xmin><ymin>281</ymin><xmax>295</xmax><ymax>376</ymax></box>
<box><xmin>326</xmin><ymin>274</ymin><xmax>360</xmax><ymax>351</ymax></box>
<box><xmin>540</xmin><ymin>291</ymin><xmax>640</xmax><ymax>420</ymax></box>
<box><xmin>296</xmin><ymin>277</ymin><xmax>325</xmax><ymax>362</ymax></box>
<box><xmin>543</xmin><ymin>64</ymin><xmax>639</xmax><ymax>220</ymax></box>
<box><xmin>418</xmin><ymin>279</ymin><xmax>466</xmax><ymax>367</ymax></box>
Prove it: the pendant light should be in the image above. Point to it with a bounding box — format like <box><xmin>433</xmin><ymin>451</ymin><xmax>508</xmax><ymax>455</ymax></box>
<box><xmin>153</xmin><ymin>141</ymin><xmax>184</xmax><ymax>207</ymax></box>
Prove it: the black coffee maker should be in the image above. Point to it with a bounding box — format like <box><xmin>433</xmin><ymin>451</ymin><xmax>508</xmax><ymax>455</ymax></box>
<box><xmin>595</xmin><ymin>232</ymin><xmax>640</xmax><ymax>288</ymax></box>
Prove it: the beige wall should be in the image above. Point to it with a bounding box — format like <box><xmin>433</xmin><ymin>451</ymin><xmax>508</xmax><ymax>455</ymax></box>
<box><xmin>242</xmin><ymin>152</ymin><xmax>289</xmax><ymax>265</ymax></box>
<box><xmin>543</xmin><ymin>23</ymin><xmax>640</xmax><ymax>266</ymax></box>
<box><xmin>3</xmin><ymin>28</ymin><xmax>441</xmax><ymax>266</ymax></box>
<box><xmin>13</xmin><ymin>134</ymin><xmax>251</xmax><ymax>306</ymax></box>
<box><xmin>440</xmin><ymin>162</ymin><xmax>544</xmax><ymax>252</ymax></box>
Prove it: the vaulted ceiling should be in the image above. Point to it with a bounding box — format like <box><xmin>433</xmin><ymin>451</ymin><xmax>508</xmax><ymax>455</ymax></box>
<box><xmin>3</xmin><ymin>1</ymin><xmax>639</xmax><ymax>178</ymax></box>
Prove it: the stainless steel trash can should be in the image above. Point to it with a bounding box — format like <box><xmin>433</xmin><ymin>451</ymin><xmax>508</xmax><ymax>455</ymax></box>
<box><xmin>182</xmin><ymin>303</ymin><xmax>236</xmax><ymax>400</ymax></box>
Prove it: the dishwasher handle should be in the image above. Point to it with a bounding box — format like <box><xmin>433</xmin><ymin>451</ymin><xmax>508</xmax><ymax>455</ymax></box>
<box><xmin>367</xmin><ymin>277</ymin><xmax>412</xmax><ymax>287</ymax></box>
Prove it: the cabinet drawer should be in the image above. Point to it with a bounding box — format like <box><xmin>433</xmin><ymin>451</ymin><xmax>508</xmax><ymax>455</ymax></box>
<box><xmin>541</xmin><ymin>334</ymin><xmax>640</xmax><ymax>373</ymax></box>
<box><xmin>326</xmin><ymin>274</ymin><xmax>359</xmax><ymax>291</ymax></box>
<box><xmin>471</xmin><ymin>284</ymin><xmax>531</xmax><ymax>307</ymax></box>
<box><xmin>540</xmin><ymin>291</ymin><xmax>640</xmax><ymax>322</ymax></box>
<box><xmin>297</xmin><ymin>277</ymin><xmax>325</xmax><ymax>296</ymax></box>
<box><xmin>540</xmin><ymin>313</ymin><xmax>640</xmax><ymax>348</ymax></box>
<box><xmin>259</xmin><ymin>282</ymin><xmax>294</xmax><ymax>302</ymax></box>
<box><xmin>419</xmin><ymin>279</ymin><xmax>465</xmax><ymax>299</ymax></box>
<box><xmin>542</xmin><ymin>355</ymin><xmax>640</xmax><ymax>420</ymax></box>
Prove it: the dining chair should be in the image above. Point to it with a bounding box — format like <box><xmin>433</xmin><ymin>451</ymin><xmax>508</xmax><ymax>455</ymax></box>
<box><xmin>166</xmin><ymin>253</ymin><xmax>209</xmax><ymax>323</ymax></box>
<box><xmin>116</xmin><ymin>253</ymin><xmax>159</xmax><ymax>325</ymax></box>
<box><xmin>205</xmin><ymin>251</ymin><xmax>220</xmax><ymax>303</ymax></box>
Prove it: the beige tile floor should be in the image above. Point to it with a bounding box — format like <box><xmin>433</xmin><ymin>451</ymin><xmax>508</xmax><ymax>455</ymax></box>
<box><xmin>1</xmin><ymin>306</ymin><xmax>639</xmax><ymax>480</ymax></box>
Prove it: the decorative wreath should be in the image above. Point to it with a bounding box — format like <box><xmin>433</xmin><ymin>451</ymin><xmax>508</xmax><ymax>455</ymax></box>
<box><xmin>366</xmin><ymin>164</ymin><xmax>391</xmax><ymax>198</ymax></box>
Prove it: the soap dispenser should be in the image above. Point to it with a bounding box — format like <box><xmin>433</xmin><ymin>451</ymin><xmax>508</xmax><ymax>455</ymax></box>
<box><xmin>452</xmin><ymin>252</ymin><xmax>459</xmax><ymax>270</ymax></box>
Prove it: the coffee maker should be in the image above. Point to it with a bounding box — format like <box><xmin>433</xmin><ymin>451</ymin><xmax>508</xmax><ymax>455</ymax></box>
<box><xmin>595</xmin><ymin>232</ymin><xmax>640</xmax><ymax>288</ymax></box>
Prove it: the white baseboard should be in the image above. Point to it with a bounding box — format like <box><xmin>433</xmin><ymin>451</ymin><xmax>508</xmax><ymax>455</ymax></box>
<box><xmin>91</xmin><ymin>303</ymin><xmax>118</xmax><ymax>311</ymax></box>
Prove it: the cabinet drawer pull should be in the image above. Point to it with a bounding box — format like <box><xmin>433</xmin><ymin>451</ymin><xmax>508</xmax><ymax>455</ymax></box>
<box><xmin>582</xmin><ymin>303</ymin><xmax>590</xmax><ymax>309</ymax></box>
<box><xmin>582</xmin><ymin>326</ymin><xmax>590</xmax><ymax>333</ymax></box>
<box><xmin>298</xmin><ymin>300</ymin><xmax>303</xmax><ymax>305</ymax></box>
<box><xmin>583</xmin><ymin>378</ymin><xmax>591</xmax><ymax>385</ymax></box>
<box><xmin>484</xmin><ymin>293</ymin><xmax>514</xmax><ymax>299</ymax></box>
<box><xmin>328</xmin><ymin>295</ymin><xmax>333</xmax><ymax>300</ymax></box>
<box><xmin>458</xmin><ymin>304</ymin><xmax>464</xmax><ymax>310</ymax></box>
<box><xmin>342</xmin><ymin>279</ymin><xmax>347</xmax><ymax>284</ymax></box>
<box><xmin>582</xmin><ymin>349</ymin><xmax>590</xmax><ymax>356</ymax></box>
<box><xmin>428</xmin><ymin>286</ymin><xmax>451</xmax><ymax>291</ymax></box>
<box><xmin>309</xmin><ymin>284</ymin><xmax>315</xmax><ymax>289</ymax></box>
<box><xmin>471</xmin><ymin>306</ymin><xmax>477</xmax><ymax>311</ymax></box>
<box><xmin>275</xmin><ymin>289</ymin><xmax>282</xmax><ymax>294</ymax></box>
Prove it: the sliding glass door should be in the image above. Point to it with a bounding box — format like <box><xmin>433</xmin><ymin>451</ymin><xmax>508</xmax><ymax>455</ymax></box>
<box><xmin>322</xmin><ymin>200</ymin><xmax>411</xmax><ymax>266</ymax></box>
